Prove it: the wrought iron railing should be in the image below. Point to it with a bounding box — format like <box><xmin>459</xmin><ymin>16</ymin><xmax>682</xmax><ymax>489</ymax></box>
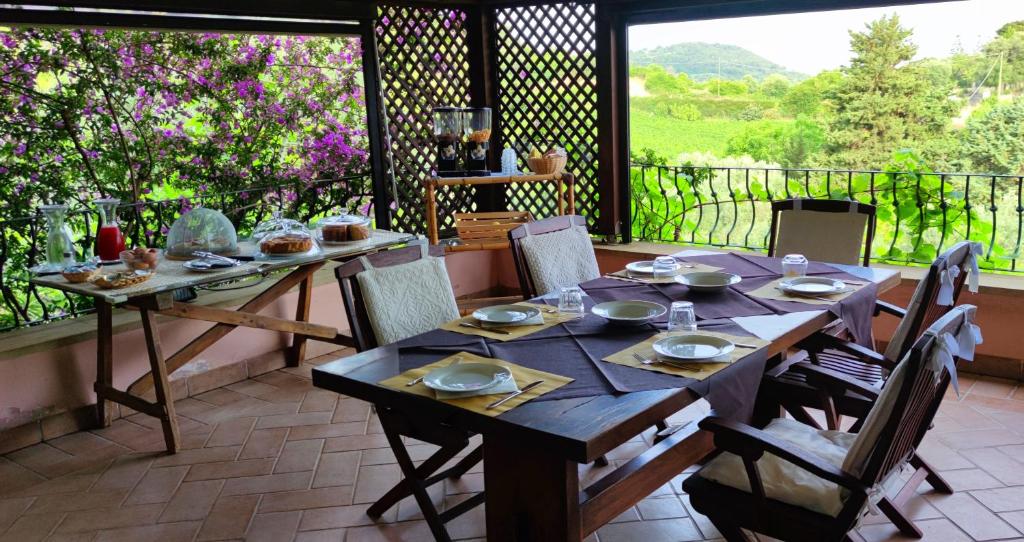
<box><xmin>0</xmin><ymin>174</ymin><xmax>374</xmax><ymax>333</ymax></box>
<box><xmin>630</xmin><ymin>164</ymin><xmax>1024</xmax><ymax>273</ymax></box>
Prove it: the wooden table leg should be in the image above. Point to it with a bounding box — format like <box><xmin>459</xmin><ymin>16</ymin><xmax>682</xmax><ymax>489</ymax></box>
<box><xmin>139</xmin><ymin>307</ymin><xmax>181</xmax><ymax>453</ymax></box>
<box><xmin>94</xmin><ymin>301</ymin><xmax>113</xmax><ymax>427</ymax></box>
<box><xmin>484</xmin><ymin>434</ymin><xmax>581</xmax><ymax>542</ymax></box>
<box><xmin>287</xmin><ymin>273</ymin><xmax>314</xmax><ymax>367</ymax></box>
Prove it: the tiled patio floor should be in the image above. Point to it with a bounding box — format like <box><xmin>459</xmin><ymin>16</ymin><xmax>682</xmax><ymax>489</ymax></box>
<box><xmin>2</xmin><ymin>351</ymin><xmax>1024</xmax><ymax>542</ymax></box>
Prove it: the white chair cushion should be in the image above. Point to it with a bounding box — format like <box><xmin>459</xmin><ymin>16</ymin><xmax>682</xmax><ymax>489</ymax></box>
<box><xmin>697</xmin><ymin>417</ymin><xmax>857</xmax><ymax>517</ymax></box>
<box><xmin>776</xmin><ymin>209</ymin><xmax>868</xmax><ymax>265</ymax></box>
<box><xmin>841</xmin><ymin>358</ymin><xmax>908</xmax><ymax>477</ymax></box>
<box><xmin>356</xmin><ymin>256</ymin><xmax>460</xmax><ymax>345</ymax></box>
<box><xmin>519</xmin><ymin>226</ymin><xmax>600</xmax><ymax>296</ymax></box>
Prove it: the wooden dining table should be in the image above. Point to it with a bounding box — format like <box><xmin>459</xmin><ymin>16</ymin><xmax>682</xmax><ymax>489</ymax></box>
<box><xmin>311</xmin><ymin>250</ymin><xmax>900</xmax><ymax>541</ymax></box>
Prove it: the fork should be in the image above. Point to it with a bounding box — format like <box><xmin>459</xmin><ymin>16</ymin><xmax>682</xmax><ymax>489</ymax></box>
<box><xmin>406</xmin><ymin>356</ymin><xmax>462</xmax><ymax>387</ymax></box>
<box><xmin>632</xmin><ymin>352</ymin><xmax>703</xmax><ymax>372</ymax></box>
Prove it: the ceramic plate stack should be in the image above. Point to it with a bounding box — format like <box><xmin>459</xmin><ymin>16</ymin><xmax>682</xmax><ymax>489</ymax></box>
<box><xmin>591</xmin><ymin>300</ymin><xmax>667</xmax><ymax>325</ymax></box>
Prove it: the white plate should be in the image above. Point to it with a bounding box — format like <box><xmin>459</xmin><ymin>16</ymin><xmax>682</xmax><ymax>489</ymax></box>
<box><xmin>674</xmin><ymin>271</ymin><xmax>741</xmax><ymax>293</ymax></box>
<box><xmin>183</xmin><ymin>259</ymin><xmax>242</xmax><ymax>273</ymax></box>
<box><xmin>653</xmin><ymin>334</ymin><xmax>735</xmax><ymax>362</ymax></box>
<box><xmin>779</xmin><ymin>277</ymin><xmax>846</xmax><ymax>296</ymax></box>
<box><xmin>625</xmin><ymin>260</ymin><xmax>679</xmax><ymax>275</ymax></box>
<box><xmin>591</xmin><ymin>300</ymin><xmax>667</xmax><ymax>325</ymax></box>
<box><xmin>422</xmin><ymin>363</ymin><xmax>513</xmax><ymax>393</ymax></box>
<box><xmin>472</xmin><ymin>304</ymin><xmax>541</xmax><ymax>324</ymax></box>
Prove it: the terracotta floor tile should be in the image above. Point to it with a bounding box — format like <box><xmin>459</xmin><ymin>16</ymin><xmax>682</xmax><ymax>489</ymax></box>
<box><xmin>293</xmin><ymin>528</ymin><xmax>348</xmax><ymax>541</ymax></box>
<box><xmin>971</xmin><ymin>486</ymin><xmax>1024</xmax><ymax>512</ymax></box>
<box><xmin>597</xmin><ymin>517</ymin><xmax>703</xmax><ymax>542</ymax></box>
<box><xmin>445</xmin><ymin>472</ymin><xmax>484</xmax><ymax>496</ymax></box>
<box><xmin>969</xmin><ymin>377</ymin><xmax>1019</xmax><ymax>399</ymax></box>
<box><xmin>45</xmin><ymin>532</ymin><xmax>100</xmax><ymax>542</ymax></box>
<box><xmin>93</xmin><ymin>521</ymin><xmax>200</xmax><ymax>542</ymax></box>
<box><xmin>193</xmin><ymin>388</ymin><xmax>250</xmax><ymax>407</ymax></box>
<box><xmin>638</xmin><ymin>496</ymin><xmax>690</xmax><ymax>520</ymax></box>
<box><xmin>926</xmin><ymin>493</ymin><xmax>1022</xmax><ymax>540</ymax></box>
<box><xmin>0</xmin><ymin>458</ymin><xmax>46</xmax><ymax>497</ymax></box>
<box><xmin>254</xmin><ymin>411</ymin><xmax>333</xmax><ymax>430</ymax></box>
<box><xmin>204</xmin><ymin>418</ymin><xmax>256</xmax><ymax>448</ymax></box>
<box><xmin>0</xmin><ymin>512</ymin><xmax>62</xmax><ymax>542</ymax></box>
<box><xmin>225</xmin><ymin>379</ymin><xmax>281</xmax><ymax>398</ymax></box>
<box><xmin>0</xmin><ymin>496</ymin><xmax>34</xmax><ymax>532</ymax></box>
<box><xmin>274</xmin><ymin>439</ymin><xmax>324</xmax><ymax>473</ymax></box>
<box><xmin>55</xmin><ymin>503</ymin><xmax>164</xmax><ymax>534</ymax></box>
<box><xmin>196</xmin><ymin>494</ymin><xmax>259</xmax><ymax>541</ymax></box>
<box><xmin>184</xmin><ymin>458</ymin><xmax>276</xmax><ymax>482</ymax></box>
<box><xmin>13</xmin><ymin>473</ymin><xmax>99</xmax><ymax>498</ymax></box>
<box><xmin>159</xmin><ymin>480</ymin><xmax>224</xmax><ymax>522</ymax></box>
<box><xmin>352</xmin><ymin>464</ymin><xmax>402</xmax><ymax>505</ymax></box>
<box><xmin>220</xmin><ymin>471</ymin><xmax>313</xmax><ymax>496</ymax></box>
<box><xmin>938</xmin><ymin>468</ymin><xmax>1006</xmax><ymax>491</ymax></box>
<box><xmin>24</xmin><ymin>489</ymin><xmax>129</xmax><ymax>516</ymax></box>
<box><xmin>322</xmin><ymin>434</ymin><xmax>389</xmax><ymax>454</ymax></box>
<box><xmin>245</xmin><ymin>511</ymin><xmax>301</xmax><ymax>542</ymax></box>
<box><xmin>46</xmin><ymin>433</ymin><xmax>118</xmax><ymax>457</ymax></box>
<box><xmin>312</xmin><ymin>451</ymin><xmax>361</xmax><ymax>489</ymax></box>
<box><xmin>286</xmin><ymin>422</ymin><xmax>365</xmax><ymax>441</ymax></box>
<box><xmin>123</xmin><ymin>465</ymin><xmax>188</xmax><ymax>505</ymax></box>
<box><xmin>345</xmin><ymin>520</ymin><xmax>435</xmax><ymax>542</ymax></box>
<box><xmin>857</xmin><ymin>518</ymin><xmax>973</xmax><ymax>542</ymax></box>
<box><xmin>298</xmin><ymin>503</ymin><xmax>395</xmax><ymax>531</ymax></box>
<box><xmin>238</xmin><ymin>428</ymin><xmax>288</xmax><ymax>460</ymax></box>
<box><xmin>960</xmin><ymin>447</ymin><xmax>1024</xmax><ymax>486</ymax></box>
<box><xmin>938</xmin><ymin>428</ymin><xmax>1024</xmax><ymax>450</ymax></box>
<box><xmin>442</xmin><ymin>495</ymin><xmax>486</xmax><ymax>540</ymax></box>
<box><xmin>258</xmin><ymin>486</ymin><xmax>354</xmax><ymax>513</ymax></box>
<box><xmin>91</xmin><ymin>455</ymin><xmax>153</xmax><ymax>491</ymax></box>
<box><xmin>151</xmin><ymin>445</ymin><xmax>240</xmax><ymax>467</ymax></box>
<box><xmin>300</xmin><ymin>390</ymin><xmax>340</xmax><ymax>413</ymax></box>
<box><xmin>332</xmin><ymin>398</ymin><xmax>371</xmax><ymax>424</ymax></box>
<box><xmin>7</xmin><ymin>443</ymin><xmax>73</xmax><ymax>476</ymax></box>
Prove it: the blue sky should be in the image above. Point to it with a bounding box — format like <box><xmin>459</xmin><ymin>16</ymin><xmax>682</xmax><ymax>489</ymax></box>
<box><xmin>628</xmin><ymin>0</ymin><xmax>1024</xmax><ymax>74</ymax></box>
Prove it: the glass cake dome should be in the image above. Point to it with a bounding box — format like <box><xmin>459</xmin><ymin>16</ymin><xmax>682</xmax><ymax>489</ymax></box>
<box><xmin>164</xmin><ymin>207</ymin><xmax>238</xmax><ymax>260</ymax></box>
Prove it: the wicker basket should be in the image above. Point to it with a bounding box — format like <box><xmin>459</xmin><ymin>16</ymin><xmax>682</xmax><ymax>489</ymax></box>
<box><xmin>61</xmin><ymin>267</ymin><xmax>100</xmax><ymax>284</ymax></box>
<box><xmin>92</xmin><ymin>270</ymin><xmax>153</xmax><ymax>289</ymax></box>
<box><xmin>527</xmin><ymin>155</ymin><xmax>567</xmax><ymax>175</ymax></box>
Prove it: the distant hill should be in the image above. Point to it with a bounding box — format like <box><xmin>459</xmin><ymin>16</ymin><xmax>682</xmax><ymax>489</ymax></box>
<box><xmin>631</xmin><ymin>42</ymin><xmax>806</xmax><ymax>82</ymax></box>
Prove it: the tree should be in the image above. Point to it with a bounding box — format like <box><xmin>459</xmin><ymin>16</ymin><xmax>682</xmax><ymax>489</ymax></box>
<box><xmin>643</xmin><ymin>65</ymin><xmax>681</xmax><ymax>95</ymax></box>
<box><xmin>982</xmin><ymin>21</ymin><xmax>1024</xmax><ymax>91</ymax></box>
<box><xmin>725</xmin><ymin>118</ymin><xmax>824</xmax><ymax>167</ymax></box>
<box><xmin>781</xmin><ymin>70</ymin><xmax>841</xmax><ymax>118</ymax></box>
<box><xmin>759</xmin><ymin>74</ymin><xmax>791</xmax><ymax>98</ymax></box>
<box><xmin>959</xmin><ymin>99</ymin><xmax>1024</xmax><ymax>174</ymax></box>
<box><xmin>822</xmin><ymin>15</ymin><xmax>958</xmax><ymax>169</ymax></box>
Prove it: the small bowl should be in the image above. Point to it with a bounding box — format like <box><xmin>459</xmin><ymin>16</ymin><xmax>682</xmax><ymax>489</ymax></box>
<box><xmin>674</xmin><ymin>271</ymin><xmax>741</xmax><ymax>293</ymax></box>
<box><xmin>120</xmin><ymin>248</ymin><xmax>161</xmax><ymax>272</ymax></box>
<box><xmin>591</xmin><ymin>300</ymin><xmax>667</xmax><ymax>325</ymax></box>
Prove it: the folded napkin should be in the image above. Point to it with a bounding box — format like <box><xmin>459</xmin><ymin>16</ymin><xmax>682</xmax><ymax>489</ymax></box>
<box><xmin>434</xmin><ymin>374</ymin><xmax>518</xmax><ymax>400</ymax></box>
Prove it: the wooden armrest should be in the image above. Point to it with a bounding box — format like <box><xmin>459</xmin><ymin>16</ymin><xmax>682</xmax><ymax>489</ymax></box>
<box><xmin>789</xmin><ymin>362</ymin><xmax>881</xmax><ymax>401</ymax></box>
<box><xmin>874</xmin><ymin>300</ymin><xmax>907</xmax><ymax>318</ymax></box>
<box><xmin>796</xmin><ymin>332</ymin><xmax>896</xmax><ymax>370</ymax></box>
<box><xmin>699</xmin><ymin>417</ymin><xmax>866</xmax><ymax>492</ymax></box>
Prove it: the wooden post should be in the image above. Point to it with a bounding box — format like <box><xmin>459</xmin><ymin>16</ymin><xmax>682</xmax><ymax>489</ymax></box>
<box><xmin>595</xmin><ymin>4</ymin><xmax>629</xmax><ymax>241</ymax></box>
<box><xmin>361</xmin><ymin>18</ymin><xmax>394</xmax><ymax>229</ymax></box>
<box><xmin>566</xmin><ymin>173</ymin><xmax>576</xmax><ymax>215</ymax></box>
<box><xmin>425</xmin><ymin>179</ymin><xmax>439</xmax><ymax>245</ymax></box>
<box><xmin>288</xmin><ymin>274</ymin><xmax>315</xmax><ymax>367</ymax></box>
<box><xmin>557</xmin><ymin>177</ymin><xmax>565</xmax><ymax>216</ymax></box>
<box><xmin>139</xmin><ymin>306</ymin><xmax>180</xmax><ymax>453</ymax></box>
<box><xmin>95</xmin><ymin>300</ymin><xmax>113</xmax><ymax>427</ymax></box>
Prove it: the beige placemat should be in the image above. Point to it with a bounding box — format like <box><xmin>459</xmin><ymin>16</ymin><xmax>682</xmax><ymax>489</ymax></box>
<box><xmin>603</xmin><ymin>331</ymin><xmax>770</xmax><ymax>380</ymax></box>
<box><xmin>439</xmin><ymin>303</ymin><xmax>579</xmax><ymax>341</ymax></box>
<box><xmin>607</xmin><ymin>262</ymin><xmax>723</xmax><ymax>284</ymax></box>
<box><xmin>745</xmin><ymin>278</ymin><xmax>869</xmax><ymax>306</ymax></box>
<box><xmin>378</xmin><ymin>352</ymin><xmax>574</xmax><ymax>416</ymax></box>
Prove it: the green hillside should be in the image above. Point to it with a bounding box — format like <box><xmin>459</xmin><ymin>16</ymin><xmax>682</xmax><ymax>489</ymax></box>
<box><xmin>631</xmin><ymin>42</ymin><xmax>805</xmax><ymax>81</ymax></box>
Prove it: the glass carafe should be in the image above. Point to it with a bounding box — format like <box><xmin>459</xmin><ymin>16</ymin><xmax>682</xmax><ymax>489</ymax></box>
<box><xmin>94</xmin><ymin>198</ymin><xmax>125</xmax><ymax>262</ymax></box>
<box><xmin>34</xmin><ymin>205</ymin><xmax>75</xmax><ymax>273</ymax></box>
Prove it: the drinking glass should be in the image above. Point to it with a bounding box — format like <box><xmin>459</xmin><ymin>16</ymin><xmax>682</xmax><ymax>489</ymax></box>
<box><xmin>557</xmin><ymin>286</ymin><xmax>585</xmax><ymax>319</ymax></box>
<box><xmin>668</xmin><ymin>301</ymin><xmax>697</xmax><ymax>334</ymax></box>
<box><xmin>653</xmin><ymin>255</ymin><xmax>678</xmax><ymax>277</ymax></box>
<box><xmin>782</xmin><ymin>254</ymin><xmax>809</xmax><ymax>278</ymax></box>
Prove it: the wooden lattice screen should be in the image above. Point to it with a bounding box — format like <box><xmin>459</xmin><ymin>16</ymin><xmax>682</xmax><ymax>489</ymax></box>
<box><xmin>375</xmin><ymin>5</ymin><xmax>475</xmax><ymax>234</ymax></box>
<box><xmin>494</xmin><ymin>3</ymin><xmax>599</xmax><ymax>228</ymax></box>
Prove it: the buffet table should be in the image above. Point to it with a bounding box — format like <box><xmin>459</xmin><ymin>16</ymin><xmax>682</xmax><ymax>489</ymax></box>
<box><xmin>31</xmin><ymin>229</ymin><xmax>416</xmax><ymax>453</ymax></box>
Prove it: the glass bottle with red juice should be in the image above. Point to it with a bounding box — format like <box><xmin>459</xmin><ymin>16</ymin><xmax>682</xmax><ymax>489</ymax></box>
<box><xmin>94</xmin><ymin>198</ymin><xmax>125</xmax><ymax>262</ymax></box>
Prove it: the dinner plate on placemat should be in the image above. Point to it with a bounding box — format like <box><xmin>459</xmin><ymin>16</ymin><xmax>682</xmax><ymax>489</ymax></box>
<box><xmin>778</xmin><ymin>277</ymin><xmax>846</xmax><ymax>297</ymax></box>
<box><xmin>653</xmin><ymin>334</ymin><xmax>735</xmax><ymax>362</ymax></box>
<box><xmin>674</xmin><ymin>271</ymin><xmax>741</xmax><ymax>293</ymax></box>
<box><xmin>472</xmin><ymin>304</ymin><xmax>541</xmax><ymax>324</ymax></box>
<box><xmin>592</xmin><ymin>300</ymin><xmax>667</xmax><ymax>325</ymax></box>
<box><xmin>625</xmin><ymin>260</ymin><xmax>679</xmax><ymax>275</ymax></box>
<box><xmin>422</xmin><ymin>363</ymin><xmax>513</xmax><ymax>393</ymax></box>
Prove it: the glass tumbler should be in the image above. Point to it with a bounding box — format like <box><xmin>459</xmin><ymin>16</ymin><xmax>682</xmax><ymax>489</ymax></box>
<box><xmin>668</xmin><ymin>301</ymin><xmax>698</xmax><ymax>334</ymax></box>
<box><xmin>782</xmin><ymin>254</ymin><xmax>809</xmax><ymax>278</ymax></box>
<box><xmin>653</xmin><ymin>256</ymin><xmax>678</xmax><ymax>277</ymax></box>
<box><xmin>557</xmin><ymin>286</ymin><xmax>585</xmax><ymax>319</ymax></box>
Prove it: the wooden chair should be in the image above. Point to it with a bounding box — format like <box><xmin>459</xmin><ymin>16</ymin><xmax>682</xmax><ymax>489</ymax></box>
<box><xmin>334</xmin><ymin>239</ymin><xmax>483</xmax><ymax>541</ymax></box>
<box><xmin>767</xmin><ymin>198</ymin><xmax>877</xmax><ymax>266</ymax></box>
<box><xmin>508</xmin><ymin>214</ymin><xmax>596</xmax><ymax>298</ymax></box>
<box><xmin>684</xmin><ymin>305</ymin><xmax>979</xmax><ymax>542</ymax></box>
<box><xmin>759</xmin><ymin>241</ymin><xmax>980</xmax><ymax>500</ymax></box>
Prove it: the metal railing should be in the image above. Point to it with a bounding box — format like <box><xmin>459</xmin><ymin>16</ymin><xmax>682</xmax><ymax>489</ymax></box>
<box><xmin>0</xmin><ymin>174</ymin><xmax>373</xmax><ymax>333</ymax></box>
<box><xmin>630</xmin><ymin>164</ymin><xmax>1024</xmax><ymax>273</ymax></box>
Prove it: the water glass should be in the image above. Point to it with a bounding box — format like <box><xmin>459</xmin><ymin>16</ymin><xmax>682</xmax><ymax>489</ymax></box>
<box><xmin>653</xmin><ymin>256</ymin><xmax>678</xmax><ymax>277</ymax></box>
<box><xmin>668</xmin><ymin>301</ymin><xmax>697</xmax><ymax>334</ymax></box>
<box><xmin>782</xmin><ymin>254</ymin><xmax>809</xmax><ymax>278</ymax></box>
<box><xmin>557</xmin><ymin>286</ymin><xmax>585</xmax><ymax>319</ymax></box>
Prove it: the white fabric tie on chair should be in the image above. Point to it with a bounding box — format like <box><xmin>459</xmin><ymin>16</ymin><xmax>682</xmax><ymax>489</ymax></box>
<box><xmin>937</xmin><ymin>265</ymin><xmax>960</xmax><ymax>306</ymax></box>
<box><xmin>926</xmin><ymin>313</ymin><xmax>982</xmax><ymax>397</ymax></box>
<box><xmin>967</xmin><ymin>243</ymin><xmax>982</xmax><ymax>294</ymax></box>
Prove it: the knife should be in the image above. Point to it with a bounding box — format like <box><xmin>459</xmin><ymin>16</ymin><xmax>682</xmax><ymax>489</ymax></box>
<box><xmin>486</xmin><ymin>379</ymin><xmax>544</xmax><ymax>409</ymax></box>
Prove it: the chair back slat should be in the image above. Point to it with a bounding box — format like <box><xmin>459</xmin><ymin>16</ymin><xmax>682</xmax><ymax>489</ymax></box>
<box><xmin>508</xmin><ymin>215</ymin><xmax>589</xmax><ymax>299</ymax></box>
<box><xmin>884</xmin><ymin>241</ymin><xmax>978</xmax><ymax>362</ymax></box>
<box><xmin>858</xmin><ymin>305</ymin><xmax>976</xmax><ymax>487</ymax></box>
<box><xmin>334</xmin><ymin>239</ymin><xmax>443</xmax><ymax>351</ymax></box>
<box><xmin>767</xmin><ymin>199</ymin><xmax>877</xmax><ymax>266</ymax></box>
